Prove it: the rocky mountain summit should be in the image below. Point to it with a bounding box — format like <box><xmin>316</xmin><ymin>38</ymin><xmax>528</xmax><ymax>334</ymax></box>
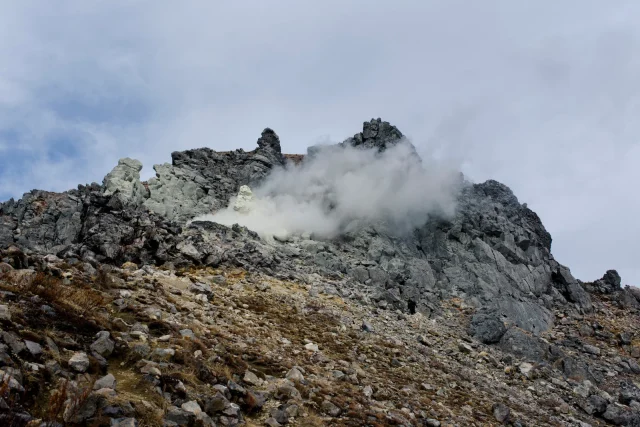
<box><xmin>0</xmin><ymin>119</ymin><xmax>638</xmax><ymax>426</ymax></box>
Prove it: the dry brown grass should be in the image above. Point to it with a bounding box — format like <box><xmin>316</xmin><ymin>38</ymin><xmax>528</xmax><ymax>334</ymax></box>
<box><xmin>108</xmin><ymin>367</ymin><xmax>165</xmax><ymax>427</ymax></box>
<box><xmin>22</xmin><ymin>272</ymin><xmax>112</xmax><ymax>318</ymax></box>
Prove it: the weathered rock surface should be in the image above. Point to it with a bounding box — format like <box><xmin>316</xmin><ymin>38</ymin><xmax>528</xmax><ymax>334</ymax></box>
<box><xmin>0</xmin><ymin>118</ymin><xmax>638</xmax><ymax>427</ymax></box>
<box><xmin>143</xmin><ymin>128</ymin><xmax>285</xmax><ymax>222</ymax></box>
<box><xmin>103</xmin><ymin>158</ymin><xmax>148</xmax><ymax>207</ymax></box>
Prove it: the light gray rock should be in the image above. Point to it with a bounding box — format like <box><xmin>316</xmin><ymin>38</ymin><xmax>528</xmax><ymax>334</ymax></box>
<box><xmin>103</xmin><ymin>158</ymin><xmax>147</xmax><ymax>207</ymax></box>
<box><xmin>243</xmin><ymin>370</ymin><xmax>261</xmax><ymax>386</ymax></box>
<box><xmin>151</xmin><ymin>348</ymin><xmax>175</xmax><ymax>360</ymax></box>
<box><xmin>93</xmin><ymin>373</ymin><xmax>116</xmax><ymax>390</ymax></box>
<box><xmin>0</xmin><ymin>305</ymin><xmax>10</xmax><ymax>321</ymax></box>
<box><xmin>111</xmin><ymin>418</ymin><xmax>138</xmax><ymax>427</ymax></box>
<box><xmin>179</xmin><ymin>329</ymin><xmax>195</xmax><ymax>339</ymax></box>
<box><xmin>24</xmin><ymin>340</ymin><xmax>43</xmax><ymax>357</ymax></box>
<box><xmin>492</xmin><ymin>403</ymin><xmax>511</xmax><ymax>423</ymax></box>
<box><xmin>181</xmin><ymin>400</ymin><xmax>202</xmax><ymax>414</ymax></box>
<box><xmin>583</xmin><ymin>344</ymin><xmax>601</xmax><ymax>356</ymax></box>
<box><xmin>68</xmin><ymin>352</ymin><xmax>90</xmax><ymax>373</ymax></box>
<box><xmin>2</xmin><ymin>331</ymin><xmax>25</xmax><ymax>355</ymax></box>
<box><xmin>286</xmin><ymin>367</ymin><xmax>305</xmax><ymax>383</ymax></box>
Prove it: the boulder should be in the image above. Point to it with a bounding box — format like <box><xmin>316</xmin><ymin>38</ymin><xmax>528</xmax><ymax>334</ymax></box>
<box><xmin>469</xmin><ymin>311</ymin><xmax>507</xmax><ymax>344</ymax></box>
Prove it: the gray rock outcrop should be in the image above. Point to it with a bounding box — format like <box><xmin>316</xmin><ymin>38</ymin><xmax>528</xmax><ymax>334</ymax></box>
<box><xmin>103</xmin><ymin>158</ymin><xmax>148</xmax><ymax>207</ymax></box>
<box><xmin>143</xmin><ymin>129</ymin><xmax>285</xmax><ymax>222</ymax></box>
<box><xmin>0</xmin><ymin>118</ymin><xmax>609</xmax><ymax>337</ymax></box>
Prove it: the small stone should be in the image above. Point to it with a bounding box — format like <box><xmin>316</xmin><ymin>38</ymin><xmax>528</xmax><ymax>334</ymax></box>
<box><xmin>270</xmin><ymin>407</ymin><xmax>289</xmax><ymax>424</ymax></box>
<box><xmin>179</xmin><ymin>329</ymin><xmax>195</xmax><ymax>339</ymax></box>
<box><xmin>24</xmin><ymin>340</ymin><xmax>43</xmax><ymax>357</ymax></box>
<box><xmin>492</xmin><ymin>403</ymin><xmax>510</xmax><ymax>423</ymax></box>
<box><xmin>204</xmin><ymin>393</ymin><xmax>229</xmax><ymax>413</ymax></box>
<box><xmin>111</xmin><ymin>418</ymin><xmax>138</xmax><ymax>427</ymax></box>
<box><xmin>458</xmin><ymin>342</ymin><xmax>473</xmax><ymax>354</ymax></box>
<box><xmin>151</xmin><ymin>348</ymin><xmax>175</xmax><ymax>361</ymax></box>
<box><xmin>304</xmin><ymin>343</ymin><xmax>319</xmax><ymax>352</ymax></box>
<box><xmin>573</xmin><ymin>381</ymin><xmax>593</xmax><ymax>399</ymax></box>
<box><xmin>265</xmin><ymin>417</ymin><xmax>282</xmax><ymax>427</ymax></box>
<box><xmin>519</xmin><ymin>362</ymin><xmax>534</xmax><ymax>377</ymax></box>
<box><xmin>322</xmin><ymin>400</ymin><xmax>341</xmax><ymax>417</ymax></box>
<box><xmin>363</xmin><ymin>385</ymin><xmax>373</xmax><ymax>397</ymax></box>
<box><xmin>68</xmin><ymin>352</ymin><xmax>90</xmax><ymax>373</ymax></box>
<box><xmin>578</xmin><ymin>324</ymin><xmax>594</xmax><ymax>337</ymax></box>
<box><xmin>286</xmin><ymin>367</ymin><xmax>304</xmax><ymax>382</ymax></box>
<box><xmin>181</xmin><ymin>400</ymin><xmax>202</xmax><ymax>415</ymax></box>
<box><xmin>332</xmin><ymin>370</ymin><xmax>346</xmax><ymax>380</ymax></box>
<box><xmin>275</xmin><ymin>383</ymin><xmax>301</xmax><ymax>400</ymax></box>
<box><xmin>45</xmin><ymin>337</ymin><xmax>60</xmax><ymax>356</ymax></box>
<box><xmin>129</xmin><ymin>344</ymin><xmax>151</xmax><ymax>361</ymax></box>
<box><xmin>165</xmin><ymin>406</ymin><xmax>191</xmax><ymax>425</ymax></box>
<box><xmin>0</xmin><ymin>305</ymin><xmax>11</xmax><ymax>321</ymax></box>
<box><xmin>285</xmin><ymin>404</ymin><xmax>299</xmax><ymax>418</ymax></box>
<box><xmin>2</xmin><ymin>331</ymin><xmax>26</xmax><ymax>354</ymax></box>
<box><xmin>140</xmin><ymin>364</ymin><xmax>161</xmax><ymax>376</ymax></box>
<box><xmin>227</xmin><ymin>380</ymin><xmax>247</xmax><ymax>396</ymax></box>
<box><xmin>0</xmin><ymin>370</ymin><xmax>24</xmax><ymax>392</ymax></box>
<box><xmin>583</xmin><ymin>344</ymin><xmax>601</xmax><ymax>356</ymax></box>
<box><xmin>603</xmin><ymin>403</ymin><xmax>636</xmax><ymax>425</ymax></box>
<box><xmin>426</xmin><ymin>419</ymin><xmax>441</xmax><ymax>427</ymax></box>
<box><xmin>41</xmin><ymin>305</ymin><xmax>56</xmax><ymax>316</ymax></box>
<box><xmin>418</xmin><ymin>335</ymin><xmax>429</xmax><ymax>345</ymax></box>
<box><xmin>618</xmin><ymin>332</ymin><xmax>632</xmax><ymax>345</ymax></box>
<box><xmin>90</xmin><ymin>331</ymin><xmax>114</xmax><ymax>357</ymax></box>
<box><xmin>243</xmin><ymin>370</ymin><xmax>261</xmax><ymax>386</ymax></box>
<box><xmin>361</xmin><ymin>321</ymin><xmax>374</xmax><ymax>332</ymax></box>
<box><xmin>93</xmin><ymin>374</ymin><xmax>117</xmax><ymax>390</ymax></box>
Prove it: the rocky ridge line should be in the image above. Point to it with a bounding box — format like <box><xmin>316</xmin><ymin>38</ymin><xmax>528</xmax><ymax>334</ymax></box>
<box><xmin>0</xmin><ymin>118</ymin><xmax>638</xmax><ymax>425</ymax></box>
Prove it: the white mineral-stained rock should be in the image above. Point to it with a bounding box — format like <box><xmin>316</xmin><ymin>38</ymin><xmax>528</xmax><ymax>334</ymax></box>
<box><xmin>233</xmin><ymin>185</ymin><xmax>255</xmax><ymax>214</ymax></box>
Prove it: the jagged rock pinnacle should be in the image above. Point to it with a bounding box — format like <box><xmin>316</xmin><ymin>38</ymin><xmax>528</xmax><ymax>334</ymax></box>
<box><xmin>256</xmin><ymin>128</ymin><xmax>282</xmax><ymax>153</ymax></box>
<box><xmin>346</xmin><ymin>118</ymin><xmax>404</xmax><ymax>151</ymax></box>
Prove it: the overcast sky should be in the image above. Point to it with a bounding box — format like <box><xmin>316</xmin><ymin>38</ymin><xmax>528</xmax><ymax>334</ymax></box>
<box><xmin>0</xmin><ymin>1</ymin><xmax>638</xmax><ymax>285</ymax></box>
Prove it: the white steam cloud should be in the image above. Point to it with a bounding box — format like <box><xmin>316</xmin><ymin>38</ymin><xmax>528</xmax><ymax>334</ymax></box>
<box><xmin>195</xmin><ymin>140</ymin><xmax>462</xmax><ymax>239</ymax></box>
